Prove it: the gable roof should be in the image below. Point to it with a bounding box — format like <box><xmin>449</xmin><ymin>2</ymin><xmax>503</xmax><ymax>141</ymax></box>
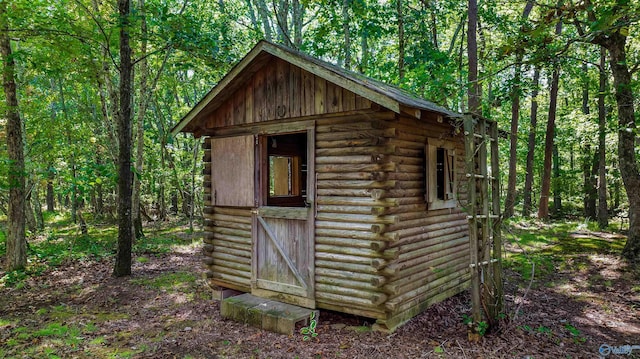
<box><xmin>172</xmin><ymin>40</ymin><xmax>460</xmax><ymax>136</ymax></box>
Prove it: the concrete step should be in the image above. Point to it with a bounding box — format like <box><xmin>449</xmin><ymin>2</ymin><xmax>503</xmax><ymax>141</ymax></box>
<box><xmin>221</xmin><ymin>293</ymin><xmax>318</xmax><ymax>335</ymax></box>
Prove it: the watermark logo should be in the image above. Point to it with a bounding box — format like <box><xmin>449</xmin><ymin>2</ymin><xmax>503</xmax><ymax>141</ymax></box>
<box><xmin>599</xmin><ymin>344</ymin><xmax>640</xmax><ymax>356</ymax></box>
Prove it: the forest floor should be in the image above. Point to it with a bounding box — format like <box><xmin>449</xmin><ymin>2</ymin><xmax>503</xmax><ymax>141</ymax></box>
<box><xmin>1</xmin><ymin>216</ymin><xmax>639</xmax><ymax>358</ymax></box>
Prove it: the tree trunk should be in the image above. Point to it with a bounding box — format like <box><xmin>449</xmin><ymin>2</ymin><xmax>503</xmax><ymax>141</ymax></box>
<box><xmin>46</xmin><ymin>170</ymin><xmax>55</xmax><ymax>212</ymax></box>
<box><xmin>342</xmin><ymin>0</ymin><xmax>351</xmax><ymax>69</ymax></box>
<box><xmin>132</xmin><ymin>0</ymin><xmax>147</xmax><ymax>240</ymax></box>
<box><xmin>467</xmin><ymin>0</ymin><xmax>480</xmax><ymax>113</ymax></box>
<box><xmin>503</xmin><ymin>5</ymin><xmax>535</xmax><ymax>218</ymax></box>
<box><xmin>33</xmin><ymin>184</ymin><xmax>44</xmax><ymax>231</ymax></box>
<box><xmin>581</xmin><ymin>63</ymin><xmax>597</xmax><ymax>219</ymax></box>
<box><xmin>292</xmin><ymin>0</ymin><xmax>303</xmax><ymax>48</ymax></box>
<box><xmin>522</xmin><ymin>67</ymin><xmax>540</xmax><ymax>217</ymax></box>
<box><xmin>397</xmin><ymin>0</ymin><xmax>405</xmax><ymax>81</ymax></box>
<box><xmin>114</xmin><ymin>0</ymin><xmax>134</xmax><ymax>277</ymax></box>
<box><xmin>189</xmin><ymin>139</ymin><xmax>200</xmax><ymax>232</ymax></box>
<box><xmin>597</xmin><ymin>47</ymin><xmax>608</xmax><ymax>229</ymax></box>
<box><xmin>605</xmin><ymin>34</ymin><xmax>640</xmax><ymax>261</ymax></box>
<box><xmin>25</xmin><ymin>184</ymin><xmax>37</xmax><ymax>234</ymax></box>
<box><xmin>1</xmin><ymin>1</ymin><xmax>27</xmax><ymax>271</ymax></box>
<box><xmin>538</xmin><ymin>18</ymin><xmax>562</xmax><ymax>221</ymax></box>
<box><xmin>254</xmin><ymin>0</ymin><xmax>273</xmax><ymax>41</ymax></box>
<box><xmin>552</xmin><ymin>142</ymin><xmax>561</xmax><ymax>215</ymax></box>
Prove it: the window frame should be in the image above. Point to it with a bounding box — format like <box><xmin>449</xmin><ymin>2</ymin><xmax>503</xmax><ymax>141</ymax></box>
<box><xmin>262</xmin><ymin>132</ymin><xmax>308</xmax><ymax>207</ymax></box>
<box><xmin>425</xmin><ymin>138</ymin><xmax>457</xmax><ymax>210</ymax></box>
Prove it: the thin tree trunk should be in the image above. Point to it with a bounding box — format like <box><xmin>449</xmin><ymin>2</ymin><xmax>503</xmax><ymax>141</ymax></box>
<box><xmin>342</xmin><ymin>0</ymin><xmax>351</xmax><ymax>69</ymax></box>
<box><xmin>1</xmin><ymin>0</ymin><xmax>27</xmax><ymax>271</ymax></box>
<box><xmin>504</xmin><ymin>1</ymin><xmax>534</xmax><ymax>219</ymax></box>
<box><xmin>132</xmin><ymin>0</ymin><xmax>148</xmax><ymax>240</ymax></box>
<box><xmin>254</xmin><ymin>0</ymin><xmax>273</xmax><ymax>41</ymax></box>
<box><xmin>552</xmin><ymin>142</ymin><xmax>561</xmax><ymax>215</ymax></box>
<box><xmin>581</xmin><ymin>63</ymin><xmax>597</xmax><ymax>219</ymax></box>
<box><xmin>292</xmin><ymin>0</ymin><xmax>302</xmax><ymax>48</ymax></box>
<box><xmin>33</xmin><ymin>184</ymin><xmax>44</xmax><ymax>231</ymax></box>
<box><xmin>114</xmin><ymin>0</ymin><xmax>134</xmax><ymax>277</ymax></box>
<box><xmin>522</xmin><ymin>68</ymin><xmax>540</xmax><ymax>217</ymax></box>
<box><xmin>397</xmin><ymin>0</ymin><xmax>405</xmax><ymax>81</ymax></box>
<box><xmin>597</xmin><ymin>46</ymin><xmax>608</xmax><ymax>229</ymax></box>
<box><xmin>467</xmin><ymin>0</ymin><xmax>480</xmax><ymax>113</ymax></box>
<box><xmin>46</xmin><ymin>170</ymin><xmax>55</xmax><ymax>211</ymax></box>
<box><xmin>25</xmin><ymin>183</ymin><xmax>37</xmax><ymax>234</ymax></box>
<box><xmin>538</xmin><ymin>18</ymin><xmax>562</xmax><ymax>221</ymax></box>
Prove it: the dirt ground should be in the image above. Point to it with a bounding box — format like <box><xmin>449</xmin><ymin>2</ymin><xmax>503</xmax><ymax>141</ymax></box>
<box><xmin>1</xmin><ymin>227</ymin><xmax>639</xmax><ymax>358</ymax></box>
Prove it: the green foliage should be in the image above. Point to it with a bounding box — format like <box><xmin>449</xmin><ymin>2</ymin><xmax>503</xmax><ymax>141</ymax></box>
<box><xmin>300</xmin><ymin>311</ymin><xmax>319</xmax><ymax>341</ymax></box>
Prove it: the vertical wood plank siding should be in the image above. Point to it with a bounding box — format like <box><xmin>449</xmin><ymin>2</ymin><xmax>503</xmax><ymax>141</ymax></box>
<box><xmin>205</xmin><ymin>59</ymin><xmax>372</xmax><ymax>129</ymax></box>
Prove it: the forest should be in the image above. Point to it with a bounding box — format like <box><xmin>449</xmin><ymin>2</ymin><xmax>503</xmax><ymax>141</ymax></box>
<box><xmin>1</xmin><ymin>0</ymin><xmax>639</xmax><ymax>357</ymax></box>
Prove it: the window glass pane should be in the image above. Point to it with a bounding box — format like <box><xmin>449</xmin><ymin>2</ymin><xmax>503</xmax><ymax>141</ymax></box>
<box><xmin>436</xmin><ymin>147</ymin><xmax>445</xmax><ymax>200</ymax></box>
<box><xmin>270</xmin><ymin>155</ymin><xmax>293</xmax><ymax>196</ymax></box>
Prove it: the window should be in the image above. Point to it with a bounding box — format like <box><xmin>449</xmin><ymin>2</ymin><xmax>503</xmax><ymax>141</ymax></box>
<box><xmin>426</xmin><ymin>139</ymin><xmax>457</xmax><ymax>210</ymax></box>
<box><xmin>265</xmin><ymin>133</ymin><xmax>307</xmax><ymax>207</ymax></box>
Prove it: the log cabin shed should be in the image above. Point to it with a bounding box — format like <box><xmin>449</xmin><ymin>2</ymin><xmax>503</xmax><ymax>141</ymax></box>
<box><xmin>172</xmin><ymin>40</ymin><xmax>486</xmax><ymax>332</ymax></box>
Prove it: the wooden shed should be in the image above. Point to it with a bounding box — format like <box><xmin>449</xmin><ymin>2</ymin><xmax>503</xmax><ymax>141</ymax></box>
<box><xmin>172</xmin><ymin>41</ymin><xmax>492</xmax><ymax>332</ymax></box>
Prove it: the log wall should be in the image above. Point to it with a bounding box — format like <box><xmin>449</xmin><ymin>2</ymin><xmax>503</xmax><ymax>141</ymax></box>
<box><xmin>201</xmin><ymin>110</ymin><xmax>471</xmax><ymax>331</ymax></box>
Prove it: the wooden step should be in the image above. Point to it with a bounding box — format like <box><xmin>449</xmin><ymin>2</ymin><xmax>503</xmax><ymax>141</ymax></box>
<box><xmin>221</xmin><ymin>293</ymin><xmax>318</xmax><ymax>335</ymax></box>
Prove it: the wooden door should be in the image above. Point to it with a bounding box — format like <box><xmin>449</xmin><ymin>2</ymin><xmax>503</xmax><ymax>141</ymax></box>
<box><xmin>251</xmin><ymin>128</ymin><xmax>315</xmax><ymax>308</ymax></box>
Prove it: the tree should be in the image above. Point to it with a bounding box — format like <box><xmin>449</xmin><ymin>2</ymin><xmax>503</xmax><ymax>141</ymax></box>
<box><xmin>522</xmin><ymin>68</ymin><xmax>540</xmax><ymax>217</ymax></box>
<box><xmin>597</xmin><ymin>46</ymin><xmax>608</xmax><ymax>229</ymax></box>
<box><xmin>1</xmin><ymin>0</ymin><xmax>26</xmax><ymax>271</ymax></box>
<box><xmin>538</xmin><ymin>12</ymin><xmax>562</xmax><ymax>221</ymax></box>
<box><xmin>504</xmin><ymin>1</ymin><xmax>534</xmax><ymax>218</ymax></box>
<box><xmin>467</xmin><ymin>0</ymin><xmax>479</xmax><ymax>113</ymax></box>
<box><xmin>568</xmin><ymin>0</ymin><xmax>640</xmax><ymax>261</ymax></box>
<box><xmin>113</xmin><ymin>0</ymin><xmax>134</xmax><ymax>277</ymax></box>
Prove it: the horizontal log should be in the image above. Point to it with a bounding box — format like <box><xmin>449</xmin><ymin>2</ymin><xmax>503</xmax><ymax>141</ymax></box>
<box><xmin>316</xmin><ymin>230</ymin><xmax>398</xmax><ymax>242</ymax></box>
<box><xmin>394</xmin><ymin>221</ymin><xmax>468</xmax><ymax>248</ymax></box>
<box><xmin>388</xmin><ymin>215</ymin><xmax>467</xmax><ymax>234</ymax></box>
<box><xmin>316</xmin><ymin>284</ymin><xmax>387</xmax><ymax>306</ymax></box>
<box><xmin>211</xmin><ymin>271</ymin><xmax>252</xmax><ymax>286</ymax></box>
<box><xmin>315</xmin><ymin>244</ymin><xmax>397</xmax><ymax>260</ymax></box>
<box><xmin>205</xmin><ymin>270</ymin><xmax>214</xmax><ymax>278</ymax></box>
<box><xmin>315</xmin><ymin>162</ymin><xmax>396</xmax><ymax>173</ymax></box>
<box><xmin>316</xmin><ymin>275</ymin><xmax>380</xmax><ymax>291</ymax></box>
<box><xmin>210</xmin><ymin>212</ymin><xmax>252</xmax><ymax>224</ymax></box>
<box><xmin>386</xmin><ymin>172</ymin><xmax>422</xmax><ymax>181</ymax></box>
<box><xmin>316</xmin><ymin>137</ymin><xmax>389</xmax><ymax>148</ymax></box>
<box><xmin>371</xmin><ymin>204</ymin><xmax>426</xmax><ymax>216</ymax></box>
<box><xmin>315</xmin><ymin>129</ymin><xmax>388</xmax><ymax>142</ymax></box>
<box><xmin>205</xmin><ymin>220</ymin><xmax>251</xmax><ymax>231</ymax></box>
<box><xmin>203</xmin><ymin>207</ymin><xmax>215</xmax><ymax>215</ymax></box>
<box><xmin>315</xmin><ymin>111</ymin><xmax>395</xmax><ymax>126</ymax></box>
<box><xmin>315</xmin><ymin>235</ymin><xmax>388</xmax><ymax>250</ymax></box>
<box><xmin>316</xmin><ymin>212</ymin><xmax>398</xmax><ymax>224</ymax></box>
<box><xmin>316</xmin><ymin>300</ymin><xmax>386</xmax><ymax>319</ymax></box>
<box><xmin>316</xmin><ymin>155</ymin><xmax>375</xmax><ymax>165</ymax></box>
<box><xmin>317</xmin><ymin>205</ymin><xmax>373</xmax><ymax>215</ymax></box>
<box><xmin>212</xmin><ymin>239</ymin><xmax>251</xmax><ymax>252</ymax></box>
<box><xmin>397</xmin><ymin>236</ymin><xmax>468</xmax><ymax>264</ymax></box>
<box><xmin>381</xmin><ymin>279</ymin><xmax>468</xmax><ymax>329</ymax></box>
<box><xmin>210</xmin><ymin>232</ymin><xmax>252</xmax><ymax>246</ymax></box>
<box><xmin>382</xmin><ymin>155</ymin><xmax>423</xmax><ymax>166</ymax></box>
<box><xmin>315</xmin><ymin>259</ymin><xmax>378</xmax><ymax>275</ymax></box>
<box><xmin>202</xmin><ymin>243</ymin><xmax>214</xmax><ymax>253</ymax></box>
<box><xmin>315</xmin><ymin>145</ymin><xmax>396</xmax><ymax>157</ymax></box>
<box><xmin>315</xmin><ymin>267</ymin><xmax>387</xmax><ymax>287</ymax></box>
<box><xmin>211</xmin><ymin>264</ymin><xmax>252</xmax><ymax>278</ymax></box>
<box><xmin>317</xmin><ymin>180</ymin><xmax>396</xmax><ymax>190</ymax></box>
<box><xmin>315</xmin><ymin>252</ymin><xmax>375</xmax><ymax>265</ymax></box>
<box><xmin>393</xmin><ymin>250</ymin><xmax>469</xmax><ymax>282</ymax></box>
<box><xmin>383</xmin><ymin>259</ymin><xmax>468</xmax><ymax>295</ymax></box>
<box><xmin>210</xmin><ymin>251</ymin><xmax>251</xmax><ymax>265</ymax></box>
<box><xmin>398</xmin><ymin>226</ymin><xmax>468</xmax><ymax>252</ymax></box>
<box><xmin>316</xmin><ymin>171</ymin><xmax>388</xmax><ymax>181</ymax></box>
<box><xmin>215</xmin><ymin>245</ymin><xmax>251</xmax><ymax>258</ymax></box>
<box><xmin>316</xmin><ymin>121</ymin><xmax>385</xmax><ymax>133</ymax></box>
<box><xmin>385</xmin><ymin>268</ymin><xmax>470</xmax><ymax>311</ymax></box>
<box><xmin>316</xmin><ymin>196</ymin><xmax>397</xmax><ymax>207</ymax></box>
<box><xmin>206</xmin><ymin>255</ymin><xmax>252</xmax><ymax>272</ymax></box>
<box><xmin>388</xmin><ymin>138</ymin><xmax>425</xmax><ymax>150</ymax></box>
<box><xmin>315</xmin><ymin>220</ymin><xmax>375</xmax><ymax>231</ymax></box>
<box><xmin>211</xmin><ymin>226</ymin><xmax>251</xmax><ymax>238</ymax></box>
<box><xmin>394</xmin><ymin>147</ymin><xmax>422</xmax><ymax>158</ymax></box>
<box><xmin>370</xmin><ymin>188</ymin><xmax>424</xmax><ymax>200</ymax></box>
<box><xmin>203</xmin><ymin>256</ymin><xmax>214</xmax><ymax>265</ymax></box>
<box><xmin>213</xmin><ymin>207</ymin><xmax>253</xmax><ymax>217</ymax></box>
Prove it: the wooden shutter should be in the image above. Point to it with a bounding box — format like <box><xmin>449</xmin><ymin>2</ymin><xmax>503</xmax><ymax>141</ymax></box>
<box><xmin>211</xmin><ymin>135</ymin><xmax>255</xmax><ymax>207</ymax></box>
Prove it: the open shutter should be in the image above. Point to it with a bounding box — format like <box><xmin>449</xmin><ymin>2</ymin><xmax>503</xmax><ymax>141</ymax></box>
<box><xmin>211</xmin><ymin>135</ymin><xmax>255</xmax><ymax>207</ymax></box>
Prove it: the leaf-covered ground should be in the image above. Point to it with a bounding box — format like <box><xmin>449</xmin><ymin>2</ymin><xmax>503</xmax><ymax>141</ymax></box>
<box><xmin>1</xmin><ymin>219</ymin><xmax>639</xmax><ymax>358</ymax></box>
